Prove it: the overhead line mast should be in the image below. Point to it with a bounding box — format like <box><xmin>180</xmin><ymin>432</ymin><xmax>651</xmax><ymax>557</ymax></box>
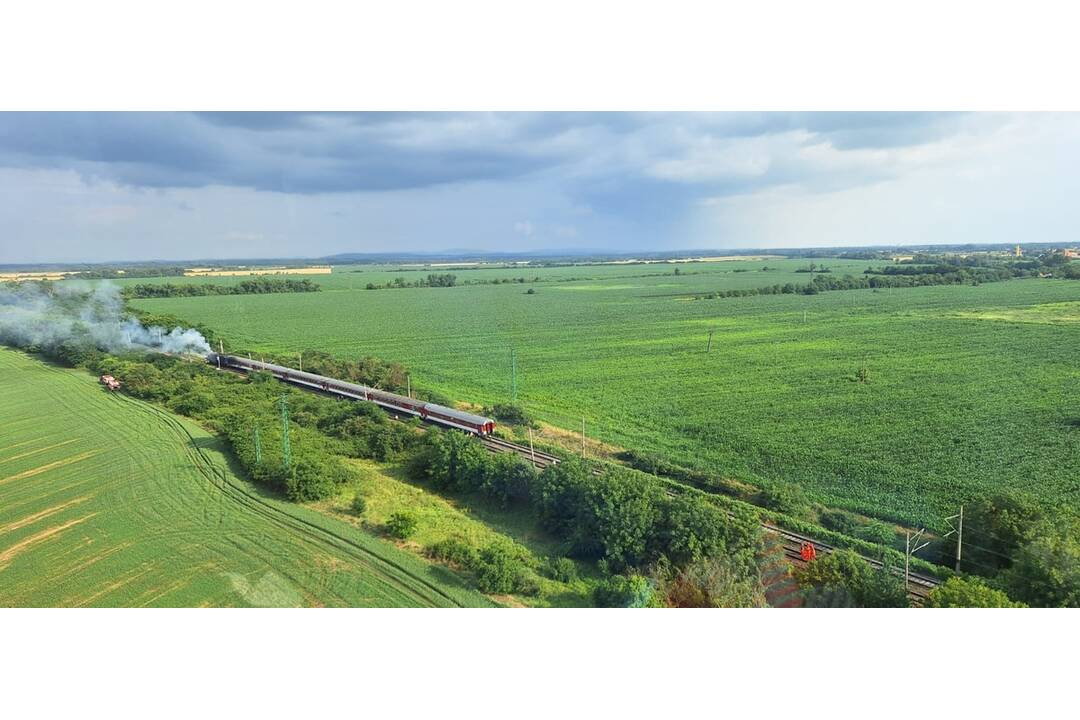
<box><xmin>278</xmin><ymin>395</ymin><xmax>291</xmax><ymax>469</ymax></box>
<box><xmin>944</xmin><ymin>505</ymin><xmax>964</xmax><ymax>572</ymax></box>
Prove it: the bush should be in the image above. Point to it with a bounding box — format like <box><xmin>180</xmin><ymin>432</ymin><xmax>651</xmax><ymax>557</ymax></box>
<box><xmin>759</xmin><ymin>483</ymin><xmax>811</xmax><ymax>518</ymax></box>
<box><xmin>386</xmin><ymin>511</ymin><xmax>419</xmax><ymax>540</ymax></box>
<box><xmin>475</xmin><ymin>543</ymin><xmax>519</xmax><ymax>594</ymax></box>
<box><xmin>426</xmin><ymin>538</ymin><xmax>479</xmax><ymax>568</ymax></box>
<box><xmin>796</xmin><ymin>549</ymin><xmax>908</xmax><ymax>608</ymax></box>
<box><xmin>543</xmin><ymin>556</ymin><xmax>579</xmax><ymax>583</ymax></box>
<box><xmin>593</xmin><ymin>574</ymin><xmax>655</xmax><ymax>608</ymax></box>
<box><xmin>351</xmin><ymin>494</ymin><xmax>367</xmax><ymax>515</ymax></box>
<box><xmin>480</xmin><ymin>452</ymin><xmax>537</xmax><ymax>507</ymax></box>
<box><xmin>512</xmin><ymin>567</ymin><xmax>543</xmax><ymax>596</ymax></box>
<box><xmin>854</xmin><ymin>521</ymin><xmax>895</xmax><ymax>546</ymax></box>
<box><xmin>655</xmin><ymin>555</ymin><xmax>767</xmax><ymax>608</ymax></box>
<box><xmin>285</xmin><ymin>455</ymin><xmax>347</xmax><ymax>502</ymax></box>
<box><xmin>820</xmin><ymin>509</ymin><xmax>859</xmax><ymax>535</ymax></box>
<box><xmin>926</xmin><ymin>576</ymin><xmax>1025</xmax><ymax>608</ymax></box>
<box><xmin>486</xmin><ymin>403</ymin><xmax>532</xmax><ymax>426</ymax></box>
<box><xmin>1005</xmin><ymin>519</ymin><xmax>1080</xmax><ymax>607</ymax></box>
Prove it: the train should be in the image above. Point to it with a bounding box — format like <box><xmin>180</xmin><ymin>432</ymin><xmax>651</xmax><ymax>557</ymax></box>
<box><xmin>206</xmin><ymin>353</ymin><xmax>496</xmax><ymax>435</ymax></box>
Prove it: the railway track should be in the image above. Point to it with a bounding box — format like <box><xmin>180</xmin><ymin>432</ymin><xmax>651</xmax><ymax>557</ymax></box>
<box><xmin>480</xmin><ymin>435</ymin><xmax>562</xmax><ymax>469</ymax></box>
<box><xmin>211</xmin><ymin>357</ymin><xmax>941</xmax><ymax>604</ymax></box>
<box><xmin>477</xmin><ymin>432</ymin><xmax>939</xmax><ymax>603</ymax></box>
<box><xmin>763</xmin><ymin>522</ymin><xmax>937</xmax><ymax>604</ymax></box>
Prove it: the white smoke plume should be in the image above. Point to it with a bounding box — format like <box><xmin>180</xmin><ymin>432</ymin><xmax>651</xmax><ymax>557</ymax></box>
<box><xmin>0</xmin><ymin>280</ymin><xmax>211</xmax><ymax>356</ymax></box>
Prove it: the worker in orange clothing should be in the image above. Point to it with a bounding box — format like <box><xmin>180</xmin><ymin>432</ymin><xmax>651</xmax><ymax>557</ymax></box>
<box><xmin>800</xmin><ymin>542</ymin><xmax>817</xmax><ymax>562</ymax></box>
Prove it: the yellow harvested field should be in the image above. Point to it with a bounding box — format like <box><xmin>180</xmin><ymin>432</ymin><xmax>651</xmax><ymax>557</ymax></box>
<box><xmin>183</xmin><ymin>266</ymin><xmax>332</xmax><ymax>277</ymax></box>
<box><xmin>0</xmin><ymin>271</ymin><xmax>77</xmax><ymax>282</ymax></box>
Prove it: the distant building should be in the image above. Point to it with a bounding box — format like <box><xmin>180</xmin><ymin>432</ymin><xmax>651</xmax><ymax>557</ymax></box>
<box><xmin>1064</xmin><ymin>248</ymin><xmax>1079</xmax><ymax>259</ymax></box>
<box><xmin>1015</xmin><ymin>244</ymin><xmax>1023</xmax><ymax>257</ymax></box>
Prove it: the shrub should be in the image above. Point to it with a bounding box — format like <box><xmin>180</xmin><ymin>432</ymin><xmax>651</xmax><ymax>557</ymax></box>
<box><xmin>351</xmin><ymin>494</ymin><xmax>367</xmax><ymax>514</ymax></box>
<box><xmin>1005</xmin><ymin>519</ymin><xmax>1080</xmax><ymax>607</ymax></box>
<box><xmin>426</xmin><ymin>538</ymin><xmax>479</xmax><ymax>568</ymax></box>
<box><xmin>655</xmin><ymin>555</ymin><xmax>767</xmax><ymax>608</ymax></box>
<box><xmin>480</xmin><ymin>452</ymin><xmax>536</xmax><ymax>507</ymax></box>
<box><xmin>285</xmin><ymin>455</ymin><xmax>347</xmax><ymax>502</ymax></box>
<box><xmin>759</xmin><ymin>483</ymin><xmax>810</xmax><ymax>518</ymax></box>
<box><xmin>423</xmin><ymin>430</ymin><xmax>489</xmax><ymax>492</ymax></box>
<box><xmin>854</xmin><ymin>521</ymin><xmax>896</xmax><ymax>546</ymax></box>
<box><xmin>593</xmin><ymin>574</ymin><xmax>655</xmax><ymax>608</ymax></box>
<box><xmin>855</xmin><ymin>367</ymin><xmax>871</xmax><ymax>383</ymax></box>
<box><xmin>820</xmin><ymin>509</ymin><xmax>859</xmax><ymax>536</ymax></box>
<box><xmin>926</xmin><ymin>576</ymin><xmax>1025</xmax><ymax>608</ymax></box>
<box><xmin>475</xmin><ymin>543</ymin><xmax>519</xmax><ymax>593</ymax></box>
<box><xmin>543</xmin><ymin>556</ymin><xmax>579</xmax><ymax>584</ymax></box>
<box><xmin>512</xmin><ymin>567</ymin><xmax>543</xmax><ymax>596</ymax></box>
<box><xmin>386</xmin><ymin>511</ymin><xmax>419</xmax><ymax>540</ymax></box>
<box><xmin>796</xmin><ymin>549</ymin><xmax>908</xmax><ymax>608</ymax></box>
<box><xmin>486</xmin><ymin>403</ymin><xmax>532</xmax><ymax>426</ymax></box>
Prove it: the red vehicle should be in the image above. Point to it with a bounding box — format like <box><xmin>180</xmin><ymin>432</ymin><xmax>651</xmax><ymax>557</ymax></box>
<box><xmin>100</xmin><ymin>374</ymin><xmax>121</xmax><ymax>391</ymax></box>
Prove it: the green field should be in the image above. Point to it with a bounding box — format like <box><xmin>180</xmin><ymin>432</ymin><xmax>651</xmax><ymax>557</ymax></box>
<box><xmin>0</xmin><ymin>348</ymin><xmax>491</xmax><ymax>607</ymax></box>
<box><xmin>128</xmin><ymin>262</ymin><xmax>1080</xmax><ymax>529</ymax></box>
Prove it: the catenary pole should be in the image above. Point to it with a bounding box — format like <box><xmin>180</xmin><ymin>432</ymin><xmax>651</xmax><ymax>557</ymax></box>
<box><xmin>278</xmin><ymin>395</ymin><xmax>291</xmax><ymax>469</ymax></box>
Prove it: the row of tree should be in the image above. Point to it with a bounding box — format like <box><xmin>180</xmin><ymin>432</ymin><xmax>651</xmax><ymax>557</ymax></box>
<box><xmin>123</xmin><ymin>277</ymin><xmax>321</xmax><ymax>297</ymax></box>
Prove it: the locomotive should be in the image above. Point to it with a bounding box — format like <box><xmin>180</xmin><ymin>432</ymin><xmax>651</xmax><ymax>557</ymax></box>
<box><xmin>206</xmin><ymin>353</ymin><xmax>496</xmax><ymax>435</ymax></box>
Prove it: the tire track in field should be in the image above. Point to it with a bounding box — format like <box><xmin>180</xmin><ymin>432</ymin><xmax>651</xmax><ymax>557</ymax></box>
<box><xmin>107</xmin><ymin>392</ymin><xmax>473</xmax><ymax>607</ymax></box>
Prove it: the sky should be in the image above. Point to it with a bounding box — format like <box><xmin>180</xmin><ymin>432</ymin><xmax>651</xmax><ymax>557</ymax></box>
<box><xmin>1</xmin><ymin>112</ymin><xmax>1078</xmax><ymax>264</ymax></box>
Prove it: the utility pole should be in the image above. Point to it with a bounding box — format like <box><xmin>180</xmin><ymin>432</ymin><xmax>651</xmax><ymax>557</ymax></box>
<box><xmin>904</xmin><ymin>529</ymin><xmax>931</xmax><ymax>592</ymax></box>
<box><xmin>529</xmin><ymin>426</ymin><xmax>536</xmax><ymax>465</ymax></box>
<box><xmin>706</xmin><ymin>330</ymin><xmax>714</xmax><ymax>354</ymax></box>
<box><xmin>278</xmin><ymin>395</ymin><xmax>291</xmax><ymax>470</ymax></box>
<box><xmin>253</xmin><ymin>424</ymin><xmax>262</xmax><ymax>464</ymax></box>
<box><xmin>407</xmin><ymin>374</ymin><xmax>411</xmax><ymax>399</ymax></box>
<box><xmin>581</xmin><ymin>416</ymin><xmax>586</xmax><ymax>459</ymax></box>
<box><xmin>298</xmin><ymin>353</ymin><xmax>302</xmax><ymax>372</ymax></box>
<box><xmin>510</xmin><ymin>348</ymin><xmax>517</xmax><ymax>404</ymax></box>
<box><xmin>219</xmin><ymin>339</ymin><xmax>224</xmax><ymax>354</ymax></box>
<box><xmin>944</xmin><ymin>505</ymin><xmax>964</xmax><ymax>572</ymax></box>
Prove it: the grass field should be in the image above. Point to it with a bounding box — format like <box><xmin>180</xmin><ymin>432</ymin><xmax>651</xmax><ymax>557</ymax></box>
<box><xmin>314</xmin><ymin>459</ymin><xmax>598</xmax><ymax>607</ymax></box>
<box><xmin>0</xmin><ymin>348</ymin><xmax>492</xmax><ymax>607</ymax></box>
<box><xmin>128</xmin><ymin>263</ymin><xmax>1080</xmax><ymax>529</ymax></box>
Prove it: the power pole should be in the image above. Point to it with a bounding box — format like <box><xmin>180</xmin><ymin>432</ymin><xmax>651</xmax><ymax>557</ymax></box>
<box><xmin>278</xmin><ymin>395</ymin><xmax>291</xmax><ymax>470</ymax></box>
<box><xmin>944</xmin><ymin>505</ymin><xmax>964</xmax><ymax>572</ymax></box>
<box><xmin>407</xmin><ymin>374</ymin><xmax>411</xmax><ymax>399</ymax></box>
<box><xmin>904</xmin><ymin>529</ymin><xmax>931</xmax><ymax>591</ymax></box>
<box><xmin>706</xmin><ymin>330</ymin><xmax>714</xmax><ymax>354</ymax></box>
<box><xmin>298</xmin><ymin>353</ymin><xmax>302</xmax><ymax>372</ymax></box>
<box><xmin>581</xmin><ymin>416</ymin><xmax>586</xmax><ymax>459</ymax></box>
<box><xmin>219</xmin><ymin>339</ymin><xmax>224</xmax><ymax>354</ymax></box>
<box><xmin>510</xmin><ymin>348</ymin><xmax>517</xmax><ymax>403</ymax></box>
<box><xmin>528</xmin><ymin>426</ymin><xmax>536</xmax><ymax>465</ymax></box>
<box><xmin>253</xmin><ymin>424</ymin><xmax>262</xmax><ymax>464</ymax></box>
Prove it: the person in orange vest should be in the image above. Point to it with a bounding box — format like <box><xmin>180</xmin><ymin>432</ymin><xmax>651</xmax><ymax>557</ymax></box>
<box><xmin>800</xmin><ymin>542</ymin><xmax>817</xmax><ymax>562</ymax></box>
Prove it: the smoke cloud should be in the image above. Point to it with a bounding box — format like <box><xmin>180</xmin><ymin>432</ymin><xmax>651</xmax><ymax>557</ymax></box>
<box><xmin>0</xmin><ymin>280</ymin><xmax>211</xmax><ymax>356</ymax></box>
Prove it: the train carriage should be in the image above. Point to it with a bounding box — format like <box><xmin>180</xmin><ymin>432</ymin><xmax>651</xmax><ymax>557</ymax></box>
<box><xmin>208</xmin><ymin>353</ymin><xmax>496</xmax><ymax>435</ymax></box>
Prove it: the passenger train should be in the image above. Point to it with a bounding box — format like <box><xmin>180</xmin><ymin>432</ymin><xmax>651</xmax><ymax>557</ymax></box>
<box><xmin>207</xmin><ymin>353</ymin><xmax>496</xmax><ymax>435</ymax></box>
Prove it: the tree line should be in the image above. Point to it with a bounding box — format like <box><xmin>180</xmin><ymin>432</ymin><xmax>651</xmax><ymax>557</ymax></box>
<box><xmin>123</xmin><ymin>277</ymin><xmax>322</xmax><ymax>298</ymax></box>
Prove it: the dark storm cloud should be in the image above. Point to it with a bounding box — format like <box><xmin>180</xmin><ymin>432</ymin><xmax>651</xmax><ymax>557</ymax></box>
<box><xmin>0</xmin><ymin>112</ymin><xmax>974</xmax><ymax>198</ymax></box>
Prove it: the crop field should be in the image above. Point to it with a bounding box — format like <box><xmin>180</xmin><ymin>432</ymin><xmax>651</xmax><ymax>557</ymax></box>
<box><xmin>129</xmin><ymin>264</ymin><xmax>1080</xmax><ymax>529</ymax></box>
<box><xmin>0</xmin><ymin>348</ymin><xmax>490</xmax><ymax>607</ymax></box>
